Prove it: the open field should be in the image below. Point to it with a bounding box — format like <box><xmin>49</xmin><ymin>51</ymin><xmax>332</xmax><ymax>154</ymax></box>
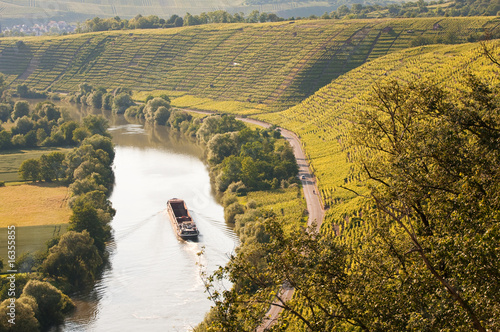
<box><xmin>0</xmin><ymin>183</ymin><xmax>71</xmax><ymax>227</ymax></box>
<box><xmin>0</xmin><ymin>147</ymin><xmax>72</xmax><ymax>182</ymax></box>
<box><xmin>2</xmin><ymin>17</ymin><xmax>498</xmax><ymax>112</ymax></box>
<box><xmin>0</xmin><ymin>224</ymin><xmax>68</xmax><ymax>272</ymax></box>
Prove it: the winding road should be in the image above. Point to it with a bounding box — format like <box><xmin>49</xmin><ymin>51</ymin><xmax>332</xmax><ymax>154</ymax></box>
<box><xmin>184</xmin><ymin>110</ymin><xmax>325</xmax><ymax>330</ymax></box>
<box><xmin>242</xmin><ymin>119</ymin><xmax>325</xmax><ymax>331</ymax></box>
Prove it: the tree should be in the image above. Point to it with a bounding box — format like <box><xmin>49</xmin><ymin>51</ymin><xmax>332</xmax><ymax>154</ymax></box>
<box><xmin>11</xmin><ymin>116</ymin><xmax>34</xmax><ymax>135</ymax></box>
<box><xmin>12</xmin><ymin>101</ymin><xmax>30</xmax><ymax>120</ymax></box>
<box><xmin>21</xmin><ymin>280</ymin><xmax>74</xmax><ymax>329</ymax></box>
<box><xmin>69</xmin><ymin>202</ymin><xmax>111</xmax><ymax>252</ymax></box>
<box><xmin>0</xmin><ymin>103</ymin><xmax>12</xmax><ymax>122</ymax></box>
<box><xmin>207</xmin><ymin>133</ymin><xmax>238</xmax><ymax>164</ymax></box>
<box><xmin>19</xmin><ymin>159</ymin><xmax>41</xmax><ymax>182</ymax></box>
<box><xmin>112</xmin><ymin>92</ymin><xmax>135</xmax><ymax>114</ymax></box>
<box><xmin>0</xmin><ymin>296</ymin><xmax>39</xmax><ymax>332</ymax></box>
<box><xmin>154</xmin><ymin>106</ymin><xmax>170</xmax><ymax>125</ymax></box>
<box><xmin>42</xmin><ymin>231</ymin><xmax>103</xmax><ymax>289</ymax></box>
<box><xmin>81</xmin><ymin>134</ymin><xmax>115</xmax><ymax>163</ymax></box>
<box><xmin>83</xmin><ymin>114</ymin><xmax>110</xmax><ymax>137</ymax></box>
<box><xmin>143</xmin><ymin>97</ymin><xmax>170</xmax><ymax>123</ymax></box>
<box><xmin>348</xmin><ymin>76</ymin><xmax>500</xmax><ymax>331</ymax></box>
<box><xmin>0</xmin><ymin>130</ymin><xmax>11</xmax><ymax>150</ymax></box>
<box><xmin>39</xmin><ymin>152</ymin><xmax>66</xmax><ymax>182</ymax></box>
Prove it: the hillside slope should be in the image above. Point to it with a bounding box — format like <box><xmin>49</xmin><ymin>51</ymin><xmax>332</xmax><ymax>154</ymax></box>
<box><xmin>257</xmin><ymin>39</ymin><xmax>500</xmax><ymax>237</ymax></box>
<box><xmin>1</xmin><ymin>17</ymin><xmax>499</xmax><ymax>112</ymax></box>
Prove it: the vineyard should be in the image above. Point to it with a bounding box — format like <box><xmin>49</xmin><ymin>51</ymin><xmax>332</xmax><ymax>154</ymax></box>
<box><xmin>2</xmin><ymin>17</ymin><xmax>500</xmax><ymax>241</ymax></box>
<box><xmin>1</xmin><ymin>17</ymin><xmax>499</xmax><ymax>112</ymax></box>
<box><xmin>257</xmin><ymin>39</ymin><xmax>500</xmax><ymax>240</ymax></box>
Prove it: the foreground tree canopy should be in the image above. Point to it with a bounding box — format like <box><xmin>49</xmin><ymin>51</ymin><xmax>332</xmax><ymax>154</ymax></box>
<box><xmin>199</xmin><ymin>73</ymin><xmax>500</xmax><ymax>331</ymax></box>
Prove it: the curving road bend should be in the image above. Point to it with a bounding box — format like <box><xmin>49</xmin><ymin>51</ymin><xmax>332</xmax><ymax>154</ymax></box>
<box><xmin>183</xmin><ymin>110</ymin><xmax>325</xmax><ymax>330</ymax></box>
<box><xmin>237</xmin><ymin>118</ymin><xmax>325</xmax><ymax>331</ymax></box>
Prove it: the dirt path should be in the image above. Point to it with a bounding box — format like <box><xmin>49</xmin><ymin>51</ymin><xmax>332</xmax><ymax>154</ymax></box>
<box><xmin>184</xmin><ymin>109</ymin><xmax>325</xmax><ymax>330</ymax></box>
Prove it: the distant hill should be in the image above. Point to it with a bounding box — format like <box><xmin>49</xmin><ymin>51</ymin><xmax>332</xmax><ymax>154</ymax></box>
<box><xmin>1</xmin><ymin>17</ymin><xmax>498</xmax><ymax>113</ymax></box>
<box><xmin>0</xmin><ymin>0</ymin><xmax>361</xmax><ymax>23</ymax></box>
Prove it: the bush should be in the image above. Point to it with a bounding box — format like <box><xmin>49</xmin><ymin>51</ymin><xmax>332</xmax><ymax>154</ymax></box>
<box><xmin>224</xmin><ymin>202</ymin><xmax>245</xmax><ymax>223</ymax></box>
<box><xmin>247</xmin><ymin>199</ymin><xmax>257</xmax><ymax>209</ymax></box>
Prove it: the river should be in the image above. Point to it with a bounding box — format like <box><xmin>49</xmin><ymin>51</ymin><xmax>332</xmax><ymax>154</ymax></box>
<box><xmin>59</xmin><ymin>112</ymin><xmax>238</xmax><ymax>331</ymax></box>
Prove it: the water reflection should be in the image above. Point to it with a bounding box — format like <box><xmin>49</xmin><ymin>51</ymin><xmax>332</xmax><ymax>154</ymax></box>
<box><xmin>52</xmin><ymin>102</ymin><xmax>237</xmax><ymax>331</ymax></box>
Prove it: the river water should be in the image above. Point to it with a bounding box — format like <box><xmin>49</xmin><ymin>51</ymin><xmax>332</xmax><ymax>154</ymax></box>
<box><xmin>59</xmin><ymin>113</ymin><xmax>238</xmax><ymax>331</ymax></box>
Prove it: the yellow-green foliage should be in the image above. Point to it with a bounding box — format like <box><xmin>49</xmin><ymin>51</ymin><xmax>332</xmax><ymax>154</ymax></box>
<box><xmin>245</xmin><ymin>186</ymin><xmax>306</xmax><ymax>233</ymax></box>
<box><xmin>3</xmin><ymin>17</ymin><xmax>498</xmax><ymax>112</ymax></box>
<box><xmin>258</xmin><ymin>39</ymin><xmax>500</xmax><ymax>239</ymax></box>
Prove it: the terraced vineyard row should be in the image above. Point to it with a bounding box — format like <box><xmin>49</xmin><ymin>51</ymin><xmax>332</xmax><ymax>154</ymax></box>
<box><xmin>258</xmin><ymin>39</ymin><xmax>500</xmax><ymax>239</ymax></box>
<box><xmin>2</xmin><ymin>17</ymin><xmax>499</xmax><ymax>112</ymax></box>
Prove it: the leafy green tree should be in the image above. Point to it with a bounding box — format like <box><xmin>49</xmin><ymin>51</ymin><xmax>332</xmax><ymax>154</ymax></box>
<box><xmin>0</xmin><ymin>295</ymin><xmax>39</xmax><ymax>332</ymax></box>
<box><xmin>11</xmin><ymin>116</ymin><xmax>34</xmax><ymax>135</ymax></box>
<box><xmin>16</xmin><ymin>84</ymin><xmax>29</xmax><ymax>98</ymax></box>
<box><xmin>143</xmin><ymin>97</ymin><xmax>170</xmax><ymax>123</ymax></box>
<box><xmin>58</xmin><ymin>121</ymin><xmax>79</xmax><ymax>145</ymax></box>
<box><xmin>11</xmin><ymin>134</ymin><xmax>26</xmax><ymax>148</ymax></box>
<box><xmin>168</xmin><ymin>109</ymin><xmax>191</xmax><ymax>128</ymax></box>
<box><xmin>12</xmin><ymin>101</ymin><xmax>30</xmax><ymax>120</ymax></box>
<box><xmin>19</xmin><ymin>159</ymin><xmax>41</xmax><ymax>182</ymax></box>
<box><xmin>39</xmin><ymin>152</ymin><xmax>66</xmax><ymax>182</ymax></box>
<box><xmin>86</xmin><ymin>90</ymin><xmax>103</xmax><ymax>108</ymax></box>
<box><xmin>112</xmin><ymin>92</ymin><xmax>135</xmax><ymax>114</ymax></box>
<box><xmin>0</xmin><ymin>103</ymin><xmax>12</xmax><ymax>122</ymax></box>
<box><xmin>69</xmin><ymin>177</ymin><xmax>107</xmax><ymax>197</ymax></box>
<box><xmin>72</xmin><ymin>127</ymin><xmax>90</xmax><ymax>143</ymax></box>
<box><xmin>35</xmin><ymin>102</ymin><xmax>60</xmax><ymax>121</ymax></box>
<box><xmin>83</xmin><ymin>115</ymin><xmax>110</xmax><ymax>137</ymax></box>
<box><xmin>21</xmin><ymin>280</ymin><xmax>74</xmax><ymax>329</ymax></box>
<box><xmin>69</xmin><ymin>203</ymin><xmax>111</xmax><ymax>252</ymax></box>
<box><xmin>81</xmin><ymin>134</ymin><xmax>115</xmax><ymax>162</ymax></box>
<box><xmin>207</xmin><ymin>133</ymin><xmax>238</xmax><ymax>164</ymax></box>
<box><xmin>154</xmin><ymin>106</ymin><xmax>170</xmax><ymax>125</ymax></box>
<box><xmin>202</xmin><ymin>218</ymin><xmax>356</xmax><ymax>331</ymax></box>
<box><xmin>42</xmin><ymin>231</ymin><xmax>103</xmax><ymax>289</ymax></box>
<box><xmin>0</xmin><ymin>130</ymin><xmax>12</xmax><ymax>150</ymax></box>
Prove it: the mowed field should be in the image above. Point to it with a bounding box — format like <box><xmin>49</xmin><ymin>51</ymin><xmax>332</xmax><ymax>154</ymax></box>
<box><xmin>0</xmin><ymin>183</ymin><xmax>71</xmax><ymax>227</ymax></box>
<box><xmin>0</xmin><ymin>224</ymin><xmax>68</xmax><ymax>271</ymax></box>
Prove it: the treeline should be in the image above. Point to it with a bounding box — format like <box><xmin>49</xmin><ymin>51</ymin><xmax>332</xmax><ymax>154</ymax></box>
<box><xmin>80</xmin><ymin>1</ymin><xmax>500</xmax><ymax>34</ymax></box>
<box><xmin>0</xmin><ymin>100</ymin><xmax>89</xmax><ymax>150</ymax></box>
<box><xmin>82</xmin><ymin>10</ymin><xmax>285</xmax><ymax>32</ymax></box>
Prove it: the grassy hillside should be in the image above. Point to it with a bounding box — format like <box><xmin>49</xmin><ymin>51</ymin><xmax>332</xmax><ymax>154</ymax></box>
<box><xmin>1</xmin><ymin>17</ymin><xmax>499</xmax><ymax>112</ymax></box>
<box><xmin>257</xmin><ymin>38</ymin><xmax>500</xmax><ymax>238</ymax></box>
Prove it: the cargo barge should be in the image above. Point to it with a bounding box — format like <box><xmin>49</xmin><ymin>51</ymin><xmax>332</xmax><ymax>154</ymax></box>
<box><xmin>167</xmin><ymin>198</ymin><xmax>199</xmax><ymax>239</ymax></box>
